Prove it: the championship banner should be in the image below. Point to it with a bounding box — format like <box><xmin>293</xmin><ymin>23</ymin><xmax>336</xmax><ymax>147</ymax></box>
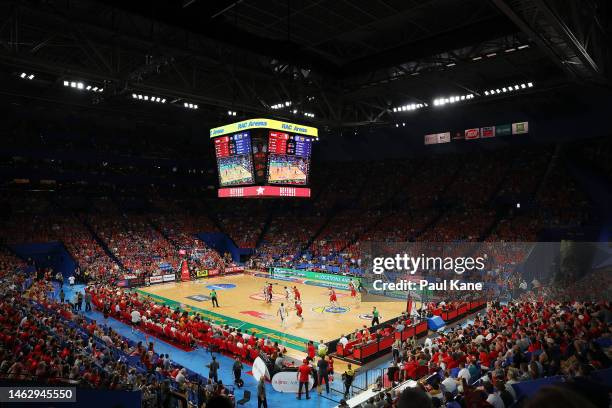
<box><xmin>465</xmin><ymin>128</ymin><xmax>481</xmax><ymax>140</ymax></box>
<box><xmin>424</xmin><ymin>134</ymin><xmax>438</xmax><ymax>145</ymax></box>
<box><xmin>496</xmin><ymin>124</ymin><xmax>512</xmax><ymax>136</ymax></box>
<box><xmin>481</xmin><ymin>126</ymin><xmax>496</xmax><ymax>138</ymax></box>
<box><xmin>424</xmin><ymin>132</ymin><xmax>451</xmax><ymax>145</ymax></box>
<box><xmin>512</xmin><ymin>121</ymin><xmax>529</xmax><ymax>134</ymax></box>
<box><xmin>196</xmin><ymin>269</ymin><xmax>208</xmax><ymax>278</ymax></box>
<box><xmin>437</xmin><ymin>132</ymin><xmax>451</xmax><ymax>144</ymax></box>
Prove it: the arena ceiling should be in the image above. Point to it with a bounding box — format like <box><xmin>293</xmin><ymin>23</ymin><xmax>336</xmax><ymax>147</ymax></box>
<box><xmin>0</xmin><ymin>0</ymin><xmax>609</xmax><ymax>129</ymax></box>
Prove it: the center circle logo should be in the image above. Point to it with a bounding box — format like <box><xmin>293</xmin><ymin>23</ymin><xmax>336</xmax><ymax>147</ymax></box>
<box><xmin>311</xmin><ymin>305</ymin><xmax>350</xmax><ymax>314</ymax></box>
<box><xmin>205</xmin><ymin>283</ymin><xmax>236</xmax><ymax>290</ymax></box>
<box><xmin>358</xmin><ymin>313</ymin><xmax>382</xmax><ymax>320</ymax></box>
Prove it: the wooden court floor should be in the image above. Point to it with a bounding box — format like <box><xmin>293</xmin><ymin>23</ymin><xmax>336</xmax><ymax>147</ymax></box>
<box><xmin>137</xmin><ymin>272</ymin><xmax>409</xmax><ymax>354</ymax></box>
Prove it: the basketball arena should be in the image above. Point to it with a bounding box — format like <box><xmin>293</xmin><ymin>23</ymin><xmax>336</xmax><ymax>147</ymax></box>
<box><xmin>0</xmin><ymin>1</ymin><xmax>611</xmax><ymax>408</ymax></box>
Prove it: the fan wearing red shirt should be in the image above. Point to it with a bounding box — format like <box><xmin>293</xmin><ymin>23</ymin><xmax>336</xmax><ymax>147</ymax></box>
<box><xmin>307</xmin><ymin>341</ymin><xmax>316</xmax><ymax>361</ymax></box>
<box><xmin>297</xmin><ymin>360</ymin><xmax>311</xmax><ymax>399</ymax></box>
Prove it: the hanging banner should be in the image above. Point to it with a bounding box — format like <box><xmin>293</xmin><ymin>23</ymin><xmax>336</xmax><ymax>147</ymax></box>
<box><xmin>496</xmin><ymin>124</ymin><xmax>512</xmax><ymax>136</ymax></box>
<box><xmin>465</xmin><ymin>128</ymin><xmax>481</xmax><ymax>140</ymax></box>
<box><xmin>437</xmin><ymin>132</ymin><xmax>451</xmax><ymax>144</ymax></box>
<box><xmin>424</xmin><ymin>134</ymin><xmax>438</xmax><ymax>145</ymax></box>
<box><xmin>481</xmin><ymin>126</ymin><xmax>496</xmax><ymax>138</ymax></box>
<box><xmin>512</xmin><ymin>122</ymin><xmax>529</xmax><ymax>134</ymax></box>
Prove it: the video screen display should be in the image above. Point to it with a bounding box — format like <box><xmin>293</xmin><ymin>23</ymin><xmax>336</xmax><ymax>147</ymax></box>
<box><xmin>267</xmin><ymin>154</ymin><xmax>309</xmax><ymax>185</ymax></box>
<box><xmin>217</xmin><ymin>155</ymin><xmax>254</xmax><ymax>187</ymax></box>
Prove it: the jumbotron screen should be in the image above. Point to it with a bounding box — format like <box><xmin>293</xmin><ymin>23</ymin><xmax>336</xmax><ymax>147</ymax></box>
<box><xmin>266</xmin><ymin>131</ymin><xmax>314</xmax><ymax>185</ymax></box>
<box><xmin>214</xmin><ymin>132</ymin><xmax>254</xmax><ymax>186</ymax></box>
<box><xmin>213</xmin><ymin>129</ymin><xmax>315</xmax><ymax>187</ymax></box>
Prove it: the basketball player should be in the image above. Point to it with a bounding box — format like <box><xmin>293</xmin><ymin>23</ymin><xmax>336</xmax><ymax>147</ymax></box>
<box><xmin>295</xmin><ymin>300</ymin><xmax>304</xmax><ymax>321</ymax></box>
<box><xmin>293</xmin><ymin>286</ymin><xmax>301</xmax><ymax>302</ymax></box>
<box><xmin>267</xmin><ymin>283</ymin><xmax>273</xmax><ymax>303</ymax></box>
<box><xmin>329</xmin><ymin>288</ymin><xmax>338</xmax><ymax>308</ymax></box>
<box><xmin>349</xmin><ymin>280</ymin><xmax>357</xmax><ymax>301</ymax></box>
<box><xmin>277</xmin><ymin>302</ymin><xmax>287</xmax><ymax>328</ymax></box>
<box><xmin>284</xmin><ymin>286</ymin><xmax>291</xmax><ymax>301</ymax></box>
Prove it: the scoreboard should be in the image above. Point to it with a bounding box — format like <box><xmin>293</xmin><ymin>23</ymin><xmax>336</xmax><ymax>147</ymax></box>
<box><xmin>214</xmin><ymin>132</ymin><xmax>252</xmax><ymax>158</ymax></box>
<box><xmin>211</xmin><ymin>119</ymin><xmax>317</xmax><ymax>198</ymax></box>
<box><xmin>268</xmin><ymin>132</ymin><xmax>314</xmax><ymax>157</ymax></box>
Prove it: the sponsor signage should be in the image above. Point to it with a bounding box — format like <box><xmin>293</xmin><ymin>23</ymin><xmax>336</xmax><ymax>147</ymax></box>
<box><xmin>225</xmin><ymin>266</ymin><xmax>245</xmax><ymax>274</ymax></box>
<box><xmin>512</xmin><ymin>121</ymin><xmax>529</xmax><ymax>134</ymax></box>
<box><xmin>208</xmin><ymin>269</ymin><xmax>220</xmax><ymax>276</ymax></box>
<box><xmin>465</xmin><ymin>128</ymin><xmax>480</xmax><ymax>140</ymax></box>
<box><xmin>218</xmin><ymin>186</ymin><xmax>311</xmax><ymax>198</ymax></box>
<box><xmin>163</xmin><ymin>274</ymin><xmax>176</xmax><ymax>282</ymax></box>
<box><xmin>271</xmin><ymin>371</ymin><xmax>314</xmax><ymax>393</ymax></box>
<box><xmin>496</xmin><ymin>123</ymin><xmax>512</xmax><ymax>136</ymax></box>
<box><xmin>481</xmin><ymin>126</ymin><xmax>495</xmax><ymax>138</ymax></box>
<box><xmin>149</xmin><ymin>275</ymin><xmax>163</xmax><ymax>284</ymax></box>
<box><xmin>210</xmin><ymin>118</ymin><xmax>318</xmax><ymax>138</ymax></box>
<box><xmin>270</xmin><ymin>267</ymin><xmax>361</xmax><ymax>287</ymax></box>
<box><xmin>186</xmin><ymin>294</ymin><xmax>210</xmax><ymax>302</ymax></box>
<box><xmin>196</xmin><ymin>269</ymin><xmax>208</xmax><ymax>278</ymax></box>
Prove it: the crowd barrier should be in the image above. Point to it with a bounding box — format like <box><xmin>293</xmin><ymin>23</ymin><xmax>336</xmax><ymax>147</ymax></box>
<box><xmin>430</xmin><ymin>300</ymin><xmax>486</xmax><ymax>323</ymax></box>
<box><xmin>333</xmin><ymin>300</ymin><xmax>486</xmax><ymax>364</ymax></box>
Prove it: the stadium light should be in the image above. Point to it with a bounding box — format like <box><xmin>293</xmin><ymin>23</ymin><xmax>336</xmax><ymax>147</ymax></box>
<box><xmin>483</xmin><ymin>82</ymin><xmax>534</xmax><ymax>96</ymax></box>
<box><xmin>433</xmin><ymin>93</ymin><xmax>474</xmax><ymax>107</ymax></box>
<box><xmin>227</xmin><ymin>110</ymin><xmax>237</xmax><ymax>116</ymax></box>
<box><xmin>19</xmin><ymin>72</ymin><xmax>35</xmax><ymax>80</ymax></box>
<box><xmin>132</xmin><ymin>93</ymin><xmax>168</xmax><ymax>104</ymax></box>
<box><xmin>303</xmin><ymin>112</ymin><xmax>315</xmax><ymax>118</ymax></box>
<box><xmin>393</xmin><ymin>102</ymin><xmax>426</xmax><ymax>113</ymax></box>
<box><xmin>63</xmin><ymin>79</ymin><xmax>104</xmax><ymax>92</ymax></box>
<box><xmin>271</xmin><ymin>101</ymin><xmax>292</xmax><ymax>110</ymax></box>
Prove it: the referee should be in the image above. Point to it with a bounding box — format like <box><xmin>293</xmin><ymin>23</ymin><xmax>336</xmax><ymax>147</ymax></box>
<box><xmin>210</xmin><ymin>289</ymin><xmax>219</xmax><ymax>307</ymax></box>
<box><xmin>371</xmin><ymin>306</ymin><xmax>380</xmax><ymax>327</ymax></box>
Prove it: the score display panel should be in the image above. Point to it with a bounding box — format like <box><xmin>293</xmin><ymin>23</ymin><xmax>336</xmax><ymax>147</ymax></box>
<box><xmin>267</xmin><ymin>132</ymin><xmax>314</xmax><ymax>185</ymax></box>
<box><xmin>214</xmin><ymin>132</ymin><xmax>254</xmax><ymax>187</ymax></box>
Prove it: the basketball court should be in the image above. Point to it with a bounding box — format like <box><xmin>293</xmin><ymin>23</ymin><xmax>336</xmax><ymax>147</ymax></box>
<box><xmin>136</xmin><ymin>272</ymin><xmax>411</xmax><ymax>358</ymax></box>
<box><xmin>220</xmin><ymin>164</ymin><xmax>252</xmax><ymax>184</ymax></box>
<box><xmin>269</xmin><ymin>163</ymin><xmax>307</xmax><ymax>183</ymax></box>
